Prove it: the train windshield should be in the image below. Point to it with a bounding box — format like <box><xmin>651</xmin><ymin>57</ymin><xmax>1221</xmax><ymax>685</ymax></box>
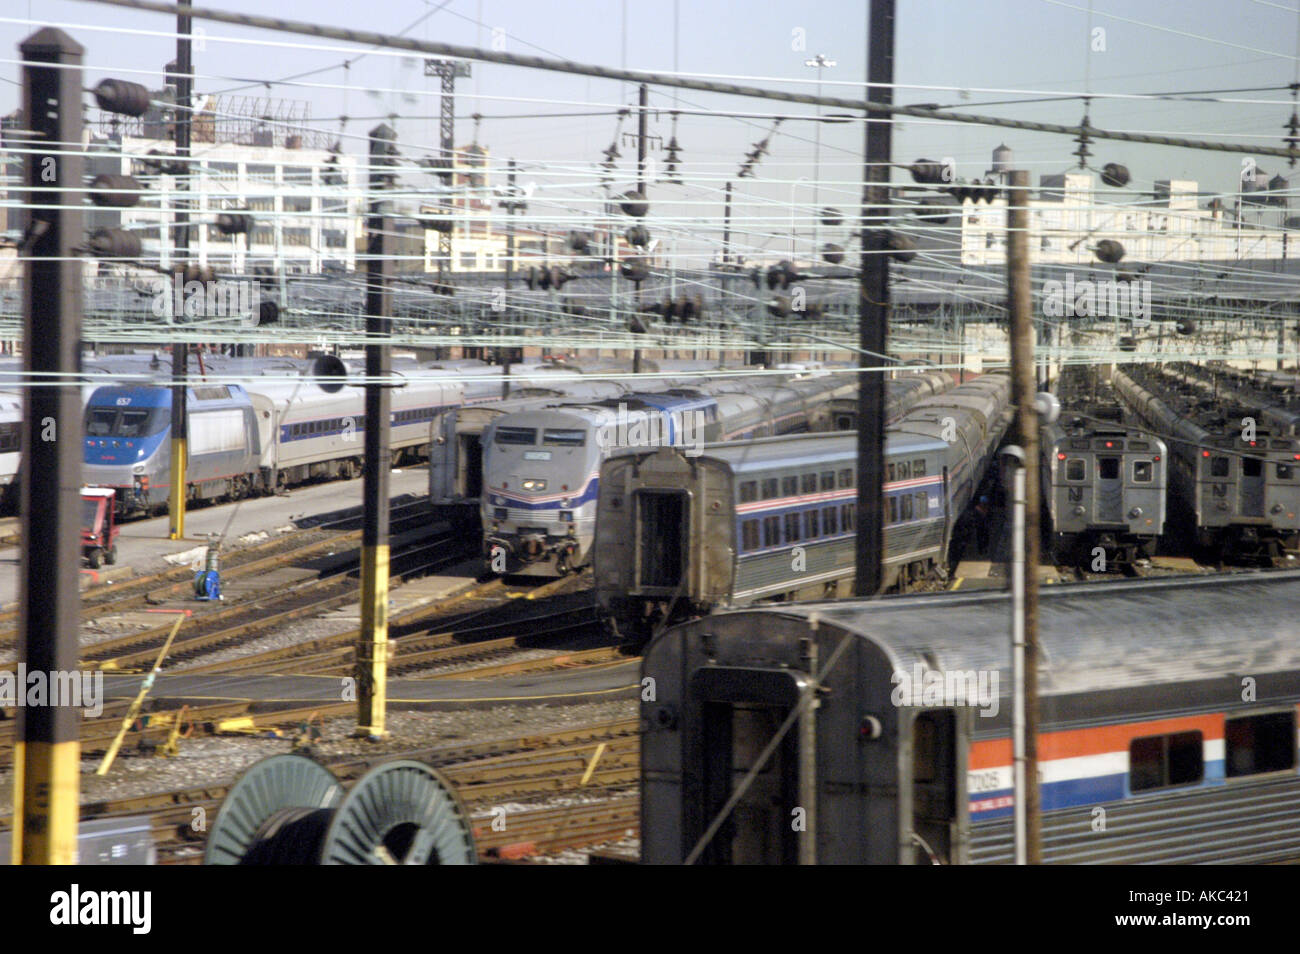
<box><xmin>86</xmin><ymin>406</ymin><xmax>168</xmax><ymax>438</ymax></box>
<box><xmin>543</xmin><ymin>429</ymin><xmax>586</xmax><ymax>446</ymax></box>
<box><xmin>494</xmin><ymin>426</ymin><xmax>537</xmax><ymax>445</ymax></box>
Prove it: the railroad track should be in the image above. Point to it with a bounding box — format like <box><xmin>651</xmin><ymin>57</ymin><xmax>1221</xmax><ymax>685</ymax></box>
<box><xmin>8</xmin><ymin>717</ymin><xmax>643</xmax><ymax>863</ymax></box>
<box><xmin>73</xmin><ymin>530</ymin><xmax>471</xmax><ymax>673</ymax></box>
<box><xmin>182</xmin><ymin>573</ymin><xmax>595</xmax><ymax>678</ymax></box>
<box><xmin>0</xmin><ymin>496</ymin><xmax>438</xmax><ymax>636</ymax></box>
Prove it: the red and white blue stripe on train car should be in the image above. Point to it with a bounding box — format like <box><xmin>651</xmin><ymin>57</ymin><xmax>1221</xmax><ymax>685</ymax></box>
<box><xmin>966</xmin><ymin>711</ymin><xmax>1290</xmax><ymax>821</ymax></box>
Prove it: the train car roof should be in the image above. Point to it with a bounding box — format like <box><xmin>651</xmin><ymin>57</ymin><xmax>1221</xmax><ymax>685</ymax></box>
<box><xmin>85</xmin><ymin>383</ymin><xmax>250</xmax><ymax>407</ymax></box>
<box><xmin>607</xmin><ymin>429</ymin><xmax>948</xmax><ymax>470</ymax></box>
<box><xmin>664</xmin><ymin>570</ymin><xmax>1300</xmax><ymax>700</ymax></box>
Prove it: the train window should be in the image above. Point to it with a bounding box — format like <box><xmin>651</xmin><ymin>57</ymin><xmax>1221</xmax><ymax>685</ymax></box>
<box><xmin>1066</xmin><ymin>459</ymin><xmax>1086</xmax><ymax>481</ymax></box>
<box><xmin>741</xmin><ymin>520</ymin><xmax>760</xmax><ymax>551</ymax></box>
<box><xmin>739</xmin><ymin>481</ymin><xmax>757</xmax><ymax>503</ymax></box>
<box><xmin>841</xmin><ymin>504</ymin><xmax>855</xmax><ymax>531</ymax></box>
<box><xmin>823</xmin><ymin>508</ymin><xmax>838</xmax><ymax>534</ymax></box>
<box><xmin>762</xmin><ymin>516</ymin><xmax>781</xmax><ymax>547</ymax></box>
<box><xmin>1130</xmin><ymin>441</ymin><xmax>1149</xmax><ymax>451</ymax></box>
<box><xmin>86</xmin><ymin>408</ymin><xmax>116</xmax><ymax>437</ymax></box>
<box><xmin>495</xmin><ymin>427</ymin><xmax>537</xmax><ymax>445</ymax></box>
<box><xmin>1279</xmin><ymin>464</ymin><xmax>1295</xmax><ymax>480</ymax></box>
<box><xmin>1129</xmin><ymin>731</ymin><xmax>1204</xmax><ymax>793</ymax></box>
<box><xmin>913</xmin><ymin>459</ymin><xmax>926</xmax><ymax>477</ymax></box>
<box><xmin>820</xmin><ymin>471</ymin><xmax>835</xmax><ymax>491</ymax></box>
<box><xmin>1242</xmin><ymin>457</ymin><xmax>1262</xmax><ymax>478</ymax></box>
<box><xmin>761</xmin><ymin>478</ymin><xmax>779</xmax><ymax>499</ymax></box>
<box><xmin>1225</xmin><ymin>711</ymin><xmax>1297</xmax><ymax>778</ymax></box>
<box><xmin>915</xmin><ymin>492</ymin><xmax>928</xmax><ymax>516</ymax></box>
<box><xmin>1210</xmin><ymin>456</ymin><xmax>1230</xmax><ymax>477</ymax></box>
<box><xmin>887</xmin><ymin>463</ymin><xmax>895</xmax><ymax>482</ymax></box>
<box><xmin>888</xmin><ymin>497</ymin><xmax>898</xmax><ymax>523</ymax></box>
<box><xmin>802</xmin><ymin>473</ymin><xmax>818</xmax><ymax>494</ymax></box>
<box><xmin>1099</xmin><ymin>457</ymin><xmax>1120</xmax><ymax>480</ymax></box>
<box><xmin>1133</xmin><ymin>461</ymin><xmax>1153</xmax><ymax>483</ymax></box>
<box><xmin>804</xmin><ymin>510</ymin><xmax>819</xmax><ymax>538</ymax></box>
<box><xmin>837</xmin><ymin>469</ymin><xmax>853</xmax><ymax>489</ymax></box>
<box><xmin>900</xmin><ymin>495</ymin><xmax>913</xmax><ymax>520</ymax></box>
<box><xmin>782</xmin><ymin>476</ymin><xmax>798</xmax><ymax>497</ymax></box>
<box><xmin>543</xmin><ymin>429</ymin><xmax>586</xmax><ymax>446</ymax></box>
<box><xmin>784</xmin><ymin>513</ymin><xmax>801</xmax><ymax>543</ymax></box>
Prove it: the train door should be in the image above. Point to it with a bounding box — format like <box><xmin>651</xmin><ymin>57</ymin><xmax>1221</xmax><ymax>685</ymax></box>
<box><xmin>635</xmin><ymin>489</ymin><xmax>688</xmax><ymax>591</ymax></box>
<box><xmin>1239</xmin><ymin>454</ymin><xmax>1265</xmax><ymax>517</ymax></box>
<box><xmin>909</xmin><ymin>710</ymin><xmax>958</xmax><ymax>864</ymax></box>
<box><xmin>689</xmin><ymin>669</ymin><xmax>809</xmax><ymax>864</ymax></box>
<box><xmin>459</xmin><ymin>434</ymin><xmax>483</xmax><ymax>498</ymax></box>
<box><xmin>1096</xmin><ymin>455</ymin><xmax>1123</xmax><ymax>522</ymax></box>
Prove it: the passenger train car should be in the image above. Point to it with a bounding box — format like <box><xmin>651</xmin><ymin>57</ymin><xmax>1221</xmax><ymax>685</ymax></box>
<box><xmin>1040</xmin><ymin>405</ymin><xmax>1168</xmax><ymax>564</ymax></box>
<box><xmin>640</xmin><ymin>569</ymin><xmax>1300</xmax><ymax>864</ymax></box>
<box><xmin>1113</xmin><ymin>366</ymin><xmax>1300</xmax><ymax>558</ymax></box>
<box><xmin>593</xmin><ymin>374</ymin><xmax>1008</xmax><ymax>640</ymax></box>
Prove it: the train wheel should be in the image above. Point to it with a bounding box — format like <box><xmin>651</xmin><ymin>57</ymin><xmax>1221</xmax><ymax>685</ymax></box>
<box><xmin>104</xmin><ymin>544</ymin><xmax>117</xmax><ymax>565</ymax></box>
<box><xmin>86</xmin><ymin>548</ymin><xmax>102</xmax><ymax>569</ymax></box>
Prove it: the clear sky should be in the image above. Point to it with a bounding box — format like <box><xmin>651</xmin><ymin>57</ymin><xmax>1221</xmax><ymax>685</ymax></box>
<box><xmin>4</xmin><ymin>0</ymin><xmax>1300</xmax><ymax>264</ymax></box>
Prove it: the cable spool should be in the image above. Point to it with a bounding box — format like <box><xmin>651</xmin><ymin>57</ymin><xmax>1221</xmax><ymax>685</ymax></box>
<box><xmin>204</xmin><ymin>754</ymin><xmax>343</xmax><ymax>865</ymax></box>
<box><xmin>206</xmin><ymin>755</ymin><xmax>477</xmax><ymax>865</ymax></box>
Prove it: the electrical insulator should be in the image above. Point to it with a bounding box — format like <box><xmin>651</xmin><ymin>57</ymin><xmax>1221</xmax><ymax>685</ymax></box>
<box><xmin>1176</xmin><ymin>318</ymin><xmax>1196</xmax><ymax>336</ymax></box>
<box><xmin>909</xmin><ymin>159</ymin><xmax>952</xmax><ymax>185</ymax></box>
<box><xmin>820</xmin><ymin>207</ymin><xmax>843</xmax><ymax>227</ymax></box>
<box><xmin>677</xmin><ymin>296</ymin><xmax>696</xmax><ymax>322</ymax></box>
<box><xmin>551</xmin><ymin>267</ymin><xmax>572</xmax><ymax>290</ymax></box>
<box><xmin>625</xmin><ymin>225</ymin><xmax>650</xmax><ymax>248</ymax></box>
<box><xmin>87</xmin><ymin>228</ymin><xmax>141</xmax><ymax>258</ymax></box>
<box><xmin>567</xmin><ymin>231</ymin><xmax>590</xmax><ymax>252</ymax></box>
<box><xmin>1094</xmin><ymin>239</ymin><xmax>1126</xmax><ymax>264</ymax></box>
<box><xmin>619</xmin><ymin>191</ymin><xmax>649</xmax><ymax>217</ymax></box>
<box><xmin>619</xmin><ymin>259</ymin><xmax>648</xmax><ymax>282</ymax></box>
<box><xmin>822</xmin><ymin>243</ymin><xmax>845</xmax><ymax>265</ymax></box>
<box><xmin>88</xmin><ymin>174</ymin><xmax>143</xmax><ymax>208</ymax></box>
<box><xmin>215</xmin><ymin>213</ymin><xmax>252</xmax><ymax>236</ymax></box>
<box><xmin>628</xmin><ymin>315</ymin><xmax>649</xmax><ymax>334</ymax></box>
<box><xmin>1101</xmin><ymin>163</ymin><xmax>1131</xmax><ymax>188</ymax></box>
<box><xmin>93</xmin><ymin>79</ymin><xmax>151</xmax><ymax>118</ymax></box>
<box><xmin>768</xmin><ymin>296</ymin><xmax>791</xmax><ymax>317</ymax></box>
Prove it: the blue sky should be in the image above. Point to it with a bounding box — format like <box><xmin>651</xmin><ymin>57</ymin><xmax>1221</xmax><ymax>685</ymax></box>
<box><xmin>4</xmin><ymin>1</ymin><xmax>1300</xmax><ymax>263</ymax></box>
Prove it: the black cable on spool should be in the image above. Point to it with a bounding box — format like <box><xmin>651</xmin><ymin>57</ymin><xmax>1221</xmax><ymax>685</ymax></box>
<box><xmin>241</xmin><ymin>807</ymin><xmax>336</xmax><ymax>865</ymax></box>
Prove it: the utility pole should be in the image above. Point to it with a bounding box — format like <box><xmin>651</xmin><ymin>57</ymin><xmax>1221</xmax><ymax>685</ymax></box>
<box><xmin>633</xmin><ymin>83</ymin><xmax>648</xmax><ymax>376</ymax></box>
<box><xmin>18</xmin><ymin>26</ymin><xmax>84</xmax><ymax>865</ymax></box>
<box><xmin>356</xmin><ymin>124</ymin><xmax>396</xmax><ymax>740</ymax></box>
<box><xmin>854</xmin><ymin>0</ymin><xmax>894</xmax><ymax>597</ymax></box>
<box><xmin>501</xmin><ymin>159</ymin><xmax>519</xmax><ymax>396</ymax></box>
<box><xmin>169</xmin><ymin>0</ymin><xmax>192</xmax><ymax>540</ymax></box>
<box><xmin>1006</xmin><ymin>168</ymin><xmax>1042</xmax><ymax>862</ymax></box>
<box><xmin>424</xmin><ymin>59</ymin><xmax>471</xmax><ymax>281</ymax></box>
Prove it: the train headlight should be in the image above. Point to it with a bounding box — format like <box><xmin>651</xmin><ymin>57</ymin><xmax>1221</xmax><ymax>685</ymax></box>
<box><xmin>132</xmin><ymin>464</ymin><xmax>145</xmax><ymax>474</ymax></box>
<box><xmin>1128</xmin><ymin>507</ymin><xmax>1142</xmax><ymax>519</ymax></box>
<box><xmin>521</xmin><ymin>479</ymin><xmax>547</xmax><ymax>491</ymax></box>
<box><xmin>1272</xmin><ymin>504</ymin><xmax>1284</xmax><ymax>514</ymax></box>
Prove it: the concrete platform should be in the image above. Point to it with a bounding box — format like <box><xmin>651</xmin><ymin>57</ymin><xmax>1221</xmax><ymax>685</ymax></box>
<box><xmin>0</xmin><ymin>466</ymin><xmax>435</xmax><ymax>607</ymax></box>
<box><xmin>323</xmin><ymin>568</ymin><xmax>480</xmax><ymax>622</ymax></box>
<box><xmin>951</xmin><ymin>559</ymin><xmax>1060</xmax><ymax>590</ymax></box>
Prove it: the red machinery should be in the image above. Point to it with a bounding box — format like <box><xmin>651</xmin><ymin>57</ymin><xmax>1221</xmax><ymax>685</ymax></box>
<box><xmin>80</xmin><ymin>487</ymin><xmax>119</xmax><ymax>569</ymax></box>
